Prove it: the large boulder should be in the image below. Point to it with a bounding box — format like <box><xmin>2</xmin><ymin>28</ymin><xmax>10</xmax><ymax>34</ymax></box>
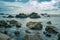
<box><xmin>45</xmin><ymin>25</ymin><xmax>58</xmax><ymax>34</ymax></box>
<box><xmin>16</xmin><ymin>13</ymin><xmax>27</xmax><ymax>18</ymax></box>
<box><xmin>26</xmin><ymin>21</ymin><xmax>43</xmax><ymax>30</ymax></box>
<box><xmin>0</xmin><ymin>33</ymin><xmax>14</xmax><ymax>40</ymax></box>
<box><xmin>0</xmin><ymin>20</ymin><xmax>11</xmax><ymax>28</ymax></box>
<box><xmin>29</xmin><ymin>12</ymin><xmax>41</xmax><ymax>18</ymax></box>
<box><xmin>9</xmin><ymin>20</ymin><xmax>21</xmax><ymax>28</ymax></box>
<box><xmin>23</xmin><ymin>33</ymin><xmax>43</xmax><ymax>40</ymax></box>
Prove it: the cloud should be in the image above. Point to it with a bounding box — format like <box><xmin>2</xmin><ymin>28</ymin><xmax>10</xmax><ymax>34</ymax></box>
<box><xmin>0</xmin><ymin>0</ymin><xmax>60</xmax><ymax>14</ymax></box>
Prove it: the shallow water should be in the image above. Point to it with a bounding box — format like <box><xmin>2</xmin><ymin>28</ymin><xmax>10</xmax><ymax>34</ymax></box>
<box><xmin>0</xmin><ymin>14</ymin><xmax>60</xmax><ymax>40</ymax></box>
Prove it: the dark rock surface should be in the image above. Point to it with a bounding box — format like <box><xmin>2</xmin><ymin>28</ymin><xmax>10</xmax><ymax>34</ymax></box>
<box><xmin>9</xmin><ymin>20</ymin><xmax>21</xmax><ymax>27</ymax></box>
<box><xmin>16</xmin><ymin>13</ymin><xmax>27</xmax><ymax>18</ymax></box>
<box><xmin>45</xmin><ymin>25</ymin><xmax>58</xmax><ymax>34</ymax></box>
<box><xmin>0</xmin><ymin>20</ymin><xmax>11</xmax><ymax>28</ymax></box>
<box><xmin>7</xmin><ymin>15</ymin><xmax>14</xmax><ymax>18</ymax></box>
<box><xmin>23</xmin><ymin>33</ymin><xmax>43</xmax><ymax>40</ymax></box>
<box><xmin>14</xmin><ymin>31</ymin><xmax>20</xmax><ymax>36</ymax></box>
<box><xmin>29</xmin><ymin>12</ymin><xmax>41</xmax><ymax>18</ymax></box>
<box><xmin>26</xmin><ymin>21</ymin><xmax>42</xmax><ymax>30</ymax></box>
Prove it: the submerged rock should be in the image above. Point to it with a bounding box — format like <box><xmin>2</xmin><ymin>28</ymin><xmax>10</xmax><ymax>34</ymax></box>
<box><xmin>0</xmin><ymin>13</ymin><xmax>4</xmax><ymax>15</ymax></box>
<box><xmin>14</xmin><ymin>31</ymin><xmax>20</xmax><ymax>36</ymax></box>
<box><xmin>23</xmin><ymin>33</ymin><xmax>43</xmax><ymax>40</ymax></box>
<box><xmin>25</xmin><ymin>30</ymin><xmax>31</xmax><ymax>33</ymax></box>
<box><xmin>47</xmin><ymin>21</ymin><xmax>52</xmax><ymax>24</ymax></box>
<box><xmin>16</xmin><ymin>13</ymin><xmax>27</xmax><ymax>18</ymax></box>
<box><xmin>58</xmin><ymin>34</ymin><xmax>60</xmax><ymax>40</ymax></box>
<box><xmin>26</xmin><ymin>21</ymin><xmax>42</xmax><ymax>30</ymax></box>
<box><xmin>45</xmin><ymin>25</ymin><xmax>58</xmax><ymax>34</ymax></box>
<box><xmin>7</xmin><ymin>15</ymin><xmax>14</xmax><ymax>18</ymax></box>
<box><xmin>29</xmin><ymin>12</ymin><xmax>41</xmax><ymax>18</ymax></box>
<box><xmin>47</xmin><ymin>15</ymin><xmax>50</xmax><ymax>17</ymax></box>
<box><xmin>43</xmin><ymin>31</ymin><xmax>51</xmax><ymax>37</ymax></box>
<box><xmin>9</xmin><ymin>20</ymin><xmax>21</xmax><ymax>27</ymax></box>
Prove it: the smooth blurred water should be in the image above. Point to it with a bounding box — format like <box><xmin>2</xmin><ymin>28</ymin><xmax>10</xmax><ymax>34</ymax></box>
<box><xmin>0</xmin><ymin>14</ymin><xmax>60</xmax><ymax>40</ymax></box>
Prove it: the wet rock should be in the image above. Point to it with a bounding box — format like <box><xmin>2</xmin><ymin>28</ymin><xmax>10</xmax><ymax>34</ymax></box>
<box><xmin>0</xmin><ymin>13</ymin><xmax>4</xmax><ymax>15</ymax></box>
<box><xmin>9</xmin><ymin>20</ymin><xmax>21</xmax><ymax>27</ymax></box>
<box><xmin>7</xmin><ymin>15</ymin><xmax>14</xmax><ymax>18</ymax></box>
<box><xmin>41</xmin><ymin>13</ymin><xmax>45</xmax><ymax>16</ymax></box>
<box><xmin>14</xmin><ymin>31</ymin><xmax>20</xmax><ymax>36</ymax></box>
<box><xmin>0</xmin><ymin>33</ymin><xmax>14</xmax><ymax>40</ymax></box>
<box><xmin>3</xmin><ymin>16</ymin><xmax>6</xmax><ymax>18</ymax></box>
<box><xmin>4</xmin><ymin>31</ymin><xmax>8</xmax><ymax>34</ymax></box>
<box><xmin>7</xmin><ymin>38</ymin><xmax>11</xmax><ymax>40</ymax></box>
<box><xmin>58</xmin><ymin>34</ymin><xmax>60</xmax><ymax>40</ymax></box>
<box><xmin>45</xmin><ymin>25</ymin><xmax>58</xmax><ymax>34</ymax></box>
<box><xmin>26</xmin><ymin>21</ymin><xmax>42</xmax><ymax>30</ymax></box>
<box><xmin>23</xmin><ymin>33</ymin><xmax>43</xmax><ymax>40</ymax></box>
<box><xmin>43</xmin><ymin>31</ymin><xmax>51</xmax><ymax>37</ymax></box>
<box><xmin>25</xmin><ymin>30</ymin><xmax>31</xmax><ymax>33</ymax></box>
<box><xmin>29</xmin><ymin>12</ymin><xmax>41</xmax><ymax>18</ymax></box>
<box><xmin>16</xmin><ymin>13</ymin><xmax>27</xmax><ymax>18</ymax></box>
<box><xmin>0</xmin><ymin>20</ymin><xmax>11</xmax><ymax>28</ymax></box>
<box><xmin>47</xmin><ymin>21</ymin><xmax>52</xmax><ymax>24</ymax></box>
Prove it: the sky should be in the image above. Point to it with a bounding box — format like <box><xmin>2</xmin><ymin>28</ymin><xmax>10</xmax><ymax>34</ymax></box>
<box><xmin>0</xmin><ymin>0</ymin><xmax>60</xmax><ymax>14</ymax></box>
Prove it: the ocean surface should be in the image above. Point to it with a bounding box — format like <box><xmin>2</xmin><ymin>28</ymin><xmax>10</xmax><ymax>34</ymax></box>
<box><xmin>0</xmin><ymin>14</ymin><xmax>60</xmax><ymax>40</ymax></box>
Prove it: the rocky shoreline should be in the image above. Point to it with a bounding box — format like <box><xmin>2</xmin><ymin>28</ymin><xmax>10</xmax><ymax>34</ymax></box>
<box><xmin>0</xmin><ymin>13</ymin><xmax>60</xmax><ymax>40</ymax></box>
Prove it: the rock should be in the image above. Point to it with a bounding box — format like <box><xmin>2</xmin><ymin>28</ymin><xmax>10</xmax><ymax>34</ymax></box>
<box><xmin>23</xmin><ymin>33</ymin><xmax>43</xmax><ymax>40</ymax></box>
<box><xmin>0</xmin><ymin>13</ymin><xmax>4</xmax><ymax>15</ymax></box>
<box><xmin>7</xmin><ymin>15</ymin><xmax>14</xmax><ymax>18</ymax></box>
<box><xmin>41</xmin><ymin>14</ymin><xmax>45</xmax><ymax>16</ymax></box>
<box><xmin>9</xmin><ymin>20</ymin><xmax>21</xmax><ymax>27</ymax></box>
<box><xmin>29</xmin><ymin>12</ymin><xmax>41</xmax><ymax>18</ymax></box>
<box><xmin>26</xmin><ymin>21</ymin><xmax>42</xmax><ymax>30</ymax></box>
<box><xmin>43</xmin><ymin>31</ymin><xmax>51</xmax><ymax>37</ymax></box>
<box><xmin>4</xmin><ymin>31</ymin><xmax>8</xmax><ymax>34</ymax></box>
<box><xmin>45</xmin><ymin>25</ymin><xmax>58</xmax><ymax>34</ymax></box>
<box><xmin>7</xmin><ymin>38</ymin><xmax>11</xmax><ymax>40</ymax></box>
<box><xmin>58</xmin><ymin>34</ymin><xmax>60</xmax><ymax>40</ymax></box>
<box><xmin>0</xmin><ymin>20</ymin><xmax>11</xmax><ymax>28</ymax></box>
<box><xmin>47</xmin><ymin>21</ymin><xmax>52</xmax><ymax>24</ymax></box>
<box><xmin>14</xmin><ymin>31</ymin><xmax>20</xmax><ymax>36</ymax></box>
<box><xmin>16</xmin><ymin>13</ymin><xmax>27</xmax><ymax>18</ymax></box>
<box><xmin>25</xmin><ymin>30</ymin><xmax>31</xmax><ymax>33</ymax></box>
<box><xmin>47</xmin><ymin>15</ymin><xmax>50</xmax><ymax>17</ymax></box>
<box><xmin>0</xmin><ymin>33</ymin><xmax>14</xmax><ymax>40</ymax></box>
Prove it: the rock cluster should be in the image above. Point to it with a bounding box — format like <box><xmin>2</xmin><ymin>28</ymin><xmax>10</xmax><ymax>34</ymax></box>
<box><xmin>0</xmin><ymin>20</ymin><xmax>11</xmax><ymax>28</ymax></box>
<box><xmin>16</xmin><ymin>13</ymin><xmax>27</xmax><ymax>18</ymax></box>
